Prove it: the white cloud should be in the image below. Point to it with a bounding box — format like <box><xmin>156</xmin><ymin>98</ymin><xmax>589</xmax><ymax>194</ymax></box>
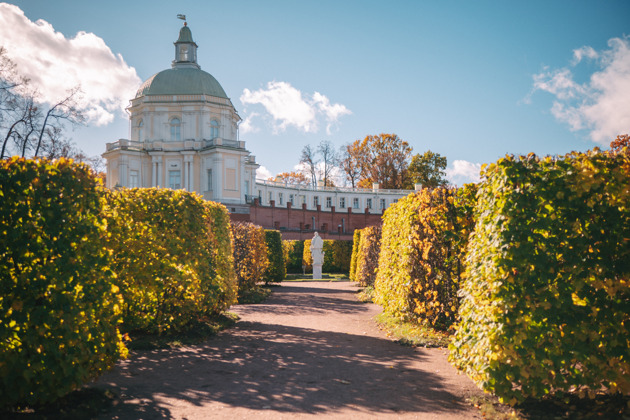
<box><xmin>0</xmin><ymin>3</ymin><xmax>141</xmax><ymax>126</ymax></box>
<box><xmin>240</xmin><ymin>81</ymin><xmax>351</xmax><ymax>135</ymax></box>
<box><xmin>239</xmin><ymin>112</ymin><xmax>260</xmax><ymax>135</ymax></box>
<box><xmin>532</xmin><ymin>36</ymin><xmax>630</xmax><ymax>144</ymax></box>
<box><xmin>256</xmin><ymin>165</ymin><xmax>272</xmax><ymax>180</ymax></box>
<box><xmin>446</xmin><ymin>160</ymin><xmax>482</xmax><ymax>185</ymax></box>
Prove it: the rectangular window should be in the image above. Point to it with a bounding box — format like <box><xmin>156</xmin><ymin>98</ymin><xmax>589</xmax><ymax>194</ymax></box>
<box><xmin>244</xmin><ymin>180</ymin><xmax>250</xmax><ymax>195</ymax></box>
<box><xmin>129</xmin><ymin>170</ymin><xmax>139</xmax><ymax>188</ymax></box>
<box><xmin>279</xmin><ymin>193</ymin><xmax>284</xmax><ymax>205</ymax></box>
<box><xmin>367</xmin><ymin>198</ymin><xmax>373</xmax><ymax>209</ymax></box>
<box><xmin>207</xmin><ymin>169</ymin><xmax>213</xmax><ymax>191</ymax></box>
<box><xmin>339</xmin><ymin>197</ymin><xmax>346</xmax><ymax>209</ymax></box>
<box><xmin>169</xmin><ymin>170</ymin><xmax>181</xmax><ymax>189</ymax></box>
<box><xmin>289</xmin><ymin>194</ymin><xmax>295</xmax><ymax>205</ymax></box>
<box><xmin>353</xmin><ymin>198</ymin><xmax>360</xmax><ymax>209</ymax></box>
<box><xmin>313</xmin><ymin>196</ymin><xmax>319</xmax><ymax>207</ymax></box>
<box><xmin>326</xmin><ymin>197</ymin><xmax>332</xmax><ymax>208</ymax></box>
<box><xmin>268</xmin><ymin>191</ymin><xmax>273</xmax><ymax>204</ymax></box>
<box><xmin>380</xmin><ymin>198</ymin><xmax>386</xmax><ymax>209</ymax></box>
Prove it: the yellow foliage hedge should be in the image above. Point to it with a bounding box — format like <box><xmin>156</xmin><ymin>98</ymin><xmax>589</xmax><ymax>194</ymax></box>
<box><xmin>0</xmin><ymin>158</ymin><xmax>127</xmax><ymax>408</ymax></box>
<box><xmin>231</xmin><ymin>222</ymin><xmax>269</xmax><ymax>295</ymax></box>
<box><xmin>105</xmin><ymin>188</ymin><xmax>236</xmax><ymax>334</ymax></box>
<box><xmin>374</xmin><ymin>186</ymin><xmax>476</xmax><ymax>329</ymax></box>
<box><xmin>349</xmin><ymin>229</ymin><xmax>361</xmax><ymax>281</ymax></box>
<box><xmin>354</xmin><ymin>226</ymin><xmax>381</xmax><ymax>287</ymax></box>
<box><xmin>302</xmin><ymin>238</ymin><xmax>352</xmax><ymax>274</ymax></box>
<box><xmin>450</xmin><ymin>149</ymin><xmax>630</xmax><ymax>403</ymax></box>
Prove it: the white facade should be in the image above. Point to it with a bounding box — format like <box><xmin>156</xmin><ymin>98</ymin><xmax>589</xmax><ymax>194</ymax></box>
<box><xmin>254</xmin><ymin>180</ymin><xmax>417</xmax><ymax>213</ymax></box>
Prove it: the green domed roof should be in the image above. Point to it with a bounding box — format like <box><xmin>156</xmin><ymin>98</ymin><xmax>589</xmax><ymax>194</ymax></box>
<box><xmin>135</xmin><ymin>67</ymin><xmax>228</xmax><ymax>98</ymax></box>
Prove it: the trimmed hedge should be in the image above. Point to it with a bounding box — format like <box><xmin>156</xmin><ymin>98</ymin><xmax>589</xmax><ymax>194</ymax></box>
<box><xmin>355</xmin><ymin>226</ymin><xmax>381</xmax><ymax>287</ymax></box>
<box><xmin>231</xmin><ymin>222</ymin><xmax>269</xmax><ymax>296</ymax></box>
<box><xmin>374</xmin><ymin>186</ymin><xmax>476</xmax><ymax>329</ymax></box>
<box><xmin>0</xmin><ymin>158</ymin><xmax>127</xmax><ymax>408</ymax></box>
<box><xmin>323</xmin><ymin>240</ymin><xmax>353</xmax><ymax>273</ymax></box>
<box><xmin>349</xmin><ymin>229</ymin><xmax>362</xmax><ymax>281</ymax></box>
<box><xmin>302</xmin><ymin>238</ymin><xmax>353</xmax><ymax>274</ymax></box>
<box><xmin>283</xmin><ymin>240</ymin><xmax>304</xmax><ymax>273</ymax></box>
<box><xmin>263</xmin><ymin>229</ymin><xmax>285</xmax><ymax>284</ymax></box>
<box><xmin>450</xmin><ymin>150</ymin><xmax>630</xmax><ymax>403</ymax></box>
<box><xmin>105</xmin><ymin>188</ymin><xmax>236</xmax><ymax>334</ymax></box>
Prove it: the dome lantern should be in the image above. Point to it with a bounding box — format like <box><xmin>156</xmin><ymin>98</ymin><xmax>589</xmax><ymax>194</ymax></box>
<box><xmin>173</xmin><ymin>22</ymin><xmax>199</xmax><ymax>69</ymax></box>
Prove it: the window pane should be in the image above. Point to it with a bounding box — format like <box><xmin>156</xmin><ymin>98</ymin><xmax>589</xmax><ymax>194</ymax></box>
<box><xmin>169</xmin><ymin>170</ymin><xmax>181</xmax><ymax>189</ymax></box>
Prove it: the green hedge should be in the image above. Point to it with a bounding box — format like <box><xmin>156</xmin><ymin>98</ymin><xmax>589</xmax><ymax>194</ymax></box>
<box><xmin>283</xmin><ymin>240</ymin><xmax>304</xmax><ymax>273</ymax></box>
<box><xmin>374</xmin><ymin>186</ymin><xmax>476</xmax><ymax>329</ymax></box>
<box><xmin>0</xmin><ymin>158</ymin><xmax>127</xmax><ymax>408</ymax></box>
<box><xmin>302</xmin><ymin>238</ymin><xmax>352</xmax><ymax>274</ymax></box>
<box><xmin>355</xmin><ymin>226</ymin><xmax>381</xmax><ymax>287</ymax></box>
<box><xmin>263</xmin><ymin>230</ymin><xmax>285</xmax><ymax>284</ymax></box>
<box><xmin>349</xmin><ymin>230</ymin><xmax>362</xmax><ymax>281</ymax></box>
<box><xmin>231</xmin><ymin>222</ymin><xmax>269</xmax><ymax>295</ymax></box>
<box><xmin>450</xmin><ymin>150</ymin><xmax>630</xmax><ymax>403</ymax></box>
<box><xmin>105</xmin><ymin>188</ymin><xmax>236</xmax><ymax>334</ymax></box>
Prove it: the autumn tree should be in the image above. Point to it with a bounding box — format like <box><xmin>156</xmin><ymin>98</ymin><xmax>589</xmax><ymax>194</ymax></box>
<box><xmin>344</xmin><ymin>133</ymin><xmax>412</xmax><ymax>189</ymax></box>
<box><xmin>270</xmin><ymin>171</ymin><xmax>310</xmax><ymax>187</ymax></box>
<box><xmin>406</xmin><ymin>150</ymin><xmax>448</xmax><ymax>189</ymax></box>
<box><xmin>339</xmin><ymin>142</ymin><xmax>363</xmax><ymax>188</ymax></box>
<box><xmin>610</xmin><ymin>134</ymin><xmax>629</xmax><ymax>154</ymax></box>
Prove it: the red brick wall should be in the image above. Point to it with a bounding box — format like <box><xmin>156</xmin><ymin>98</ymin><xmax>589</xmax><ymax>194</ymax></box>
<box><xmin>228</xmin><ymin>201</ymin><xmax>384</xmax><ymax>240</ymax></box>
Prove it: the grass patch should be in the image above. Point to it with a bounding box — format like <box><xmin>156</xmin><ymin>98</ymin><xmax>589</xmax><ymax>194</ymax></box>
<box><xmin>284</xmin><ymin>273</ymin><xmax>349</xmax><ymax>282</ymax></box>
<box><xmin>237</xmin><ymin>286</ymin><xmax>272</xmax><ymax>304</ymax></box>
<box><xmin>125</xmin><ymin>312</ymin><xmax>239</xmax><ymax>350</ymax></box>
<box><xmin>374</xmin><ymin>311</ymin><xmax>451</xmax><ymax>348</ymax></box>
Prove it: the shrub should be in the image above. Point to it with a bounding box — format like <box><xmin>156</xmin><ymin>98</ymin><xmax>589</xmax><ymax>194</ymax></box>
<box><xmin>355</xmin><ymin>226</ymin><xmax>382</xmax><ymax>287</ymax></box>
<box><xmin>104</xmin><ymin>188</ymin><xmax>235</xmax><ymax>334</ymax></box>
<box><xmin>450</xmin><ymin>150</ymin><xmax>630</xmax><ymax>404</ymax></box>
<box><xmin>303</xmin><ymin>239</ymin><xmax>313</xmax><ymax>272</ymax></box>
<box><xmin>323</xmin><ymin>240</ymin><xmax>353</xmax><ymax>273</ymax></box>
<box><xmin>349</xmin><ymin>229</ymin><xmax>362</xmax><ymax>281</ymax></box>
<box><xmin>374</xmin><ymin>185</ymin><xmax>476</xmax><ymax>329</ymax></box>
<box><xmin>263</xmin><ymin>229</ymin><xmax>285</xmax><ymax>284</ymax></box>
<box><xmin>0</xmin><ymin>157</ymin><xmax>127</xmax><ymax>408</ymax></box>
<box><xmin>283</xmin><ymin>240</ymin><xmax>304</xmax><ymax>273</ymax></box>
<box><xmin>231</xmin><ymin>222</ymin><xmax>269</xmax><ymax>296</ymax></box>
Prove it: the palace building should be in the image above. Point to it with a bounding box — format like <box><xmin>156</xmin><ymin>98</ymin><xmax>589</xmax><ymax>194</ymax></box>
<box><xmin>103</xmin><ymin>22</ymin><xmax>414</xmax><ymax>239</ymax></box>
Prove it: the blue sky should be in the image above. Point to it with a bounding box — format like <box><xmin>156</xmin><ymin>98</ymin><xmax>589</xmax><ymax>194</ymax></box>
<box><xmin>1</xmin><ymin>0</ymin><xmax>629</xmax><ymax>184</ymax></box>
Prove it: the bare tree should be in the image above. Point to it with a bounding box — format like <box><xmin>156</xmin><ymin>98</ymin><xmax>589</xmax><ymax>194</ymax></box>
<box><xmin>1</xmin><ymin>49</ymin><xmax>86</xmax><ymax>159</ymax></box>
<box><xmin>317</xmin><ymin>140</ymin><xmax>338</xmax><ymax>187</ymax></box>
<box><xmin>300</xmin><ymin>144</ymin><xmax>319</xmax><ymax>187</ymax></box>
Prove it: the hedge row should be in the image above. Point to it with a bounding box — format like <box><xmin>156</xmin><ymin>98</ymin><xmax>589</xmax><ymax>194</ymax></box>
<box><xmin>231</xmin><ymin>222</ymin><xmax>269</xmax><ymax>296</ymax></box>
<box><xmin>283</xmin><ymin>240</ymin><xmax>304</xmax><ymax>273</ymax></box>
<box><xmin>374</xmin><ymin>185</ymin><xmax>476</xmax><ymax>329</ymax></box>
<box><xmin>105</xmin><ymin>188</ymin><xmax>236</xmax><ymax>334</ymax></box>
<box><xmin>450</xmin><ymin>150</ymin><xmax>630</xmax><ymax>403</ymax></box>
<box><xmin>300</xmin><ymin>239</ymin><xmax>353</xmax><ymax>274</ymax></box>
<box><xmin>354</xmin><ymin>226</ymin><xmax>381</xmax><ymax>287</ymax></box>
<box><xmin>263</xmin><ymin>230</ymin><xmax>285</xmax><ymax>284</ymax></box>
<box><xmin>0</xmin><ymin>158</ymin><xmax>127</xmax><ymax>408</ymax></box>
<box><xmin>349</xmin><ymin>230</ymin><xmax>361</xmax><ymax>281</ymax></box>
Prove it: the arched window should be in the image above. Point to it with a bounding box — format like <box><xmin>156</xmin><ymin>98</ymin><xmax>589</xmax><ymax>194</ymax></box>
<box><xmin>210</xmin><ymin>120</ymin><xmax>219</xmax><ymax>139</ymax></box>
<box><xmin>138</xmin><ymin>120</ymin><xmax>143</xmax><ymax>141</ymax></box>
<box><xmin>170</xmin><ymin>118</ymin><xmax>181</xmax><ymax>141</ymax></box>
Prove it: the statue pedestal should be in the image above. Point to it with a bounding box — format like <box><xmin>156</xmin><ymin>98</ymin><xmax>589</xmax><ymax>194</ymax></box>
<box><xmin>312</xmin><ymin>263</ymin><xmax>323</xmax><ymax>280</ymax></box>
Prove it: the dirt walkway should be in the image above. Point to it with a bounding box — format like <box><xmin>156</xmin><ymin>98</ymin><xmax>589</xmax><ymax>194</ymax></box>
<box><xmin>94</xmin><ymin>281</ymin><xmax>483</xmax><ymax>419</ymax></box>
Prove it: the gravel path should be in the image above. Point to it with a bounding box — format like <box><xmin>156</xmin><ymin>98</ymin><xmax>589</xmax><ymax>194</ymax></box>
<box><xmin>95</xmin><ymin>281</ymin><xmax>483</xmax><ymax>419</ymax></box>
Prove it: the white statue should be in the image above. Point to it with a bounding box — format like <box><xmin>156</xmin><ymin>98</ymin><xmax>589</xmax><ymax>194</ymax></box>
<box><xmin>310</xmin><ymin>232</ymin><xmax>324</xmax><ymax>264</ymax></box>
<box><xmin>310</xmin><ymin>232</ymin><xmax>325</xmax><ymax>279</ymax></box>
